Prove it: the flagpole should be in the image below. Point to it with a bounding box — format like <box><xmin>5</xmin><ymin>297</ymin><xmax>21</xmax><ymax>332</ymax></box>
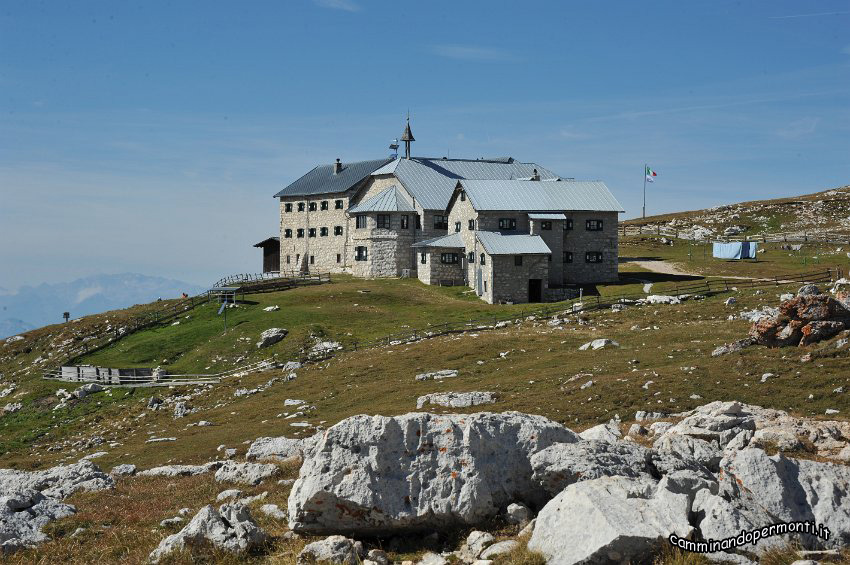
<box><xmin>642</xmin><ymin>163</ymin><xmax>646</xmax><ymax>219</ymax></box>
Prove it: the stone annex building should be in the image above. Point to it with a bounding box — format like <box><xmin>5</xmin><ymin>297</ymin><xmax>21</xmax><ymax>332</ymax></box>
<box><xmin>258</xmin><ymin>121</ymin><xmax>623</xmax><ymax>304</ymax></box>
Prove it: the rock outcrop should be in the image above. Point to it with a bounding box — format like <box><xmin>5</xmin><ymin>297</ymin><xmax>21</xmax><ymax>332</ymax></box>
<box><xmin>287</xmin><ymin>412</ymin><xmax>578</xmax><ymax>535</ymax></box>
<box><xmin>415</xmin><ymin>392</ymin><xmax>496</xmax><ymax>409</ymax></box>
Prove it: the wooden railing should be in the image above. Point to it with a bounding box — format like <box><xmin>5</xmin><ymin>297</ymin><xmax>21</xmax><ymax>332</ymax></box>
<box><xmin>42</xmin><ymin>360</ymin><xmax>274</xmax><ymax>388</ymax></box>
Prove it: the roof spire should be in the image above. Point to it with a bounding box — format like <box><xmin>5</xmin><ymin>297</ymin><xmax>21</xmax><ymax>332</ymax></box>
<box><xmin>401</xmin><ymin>112</ymin><xmax>414</xmax><ymax>159</ymax></box>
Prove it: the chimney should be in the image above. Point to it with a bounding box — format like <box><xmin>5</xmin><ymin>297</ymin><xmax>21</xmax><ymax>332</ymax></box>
<box><xmin>333</xmin><ymin>158</ymin><xmax>342</xmax><ymax>174</ymax></box>
<box><xmin>531</xmin><ymin>168</ymin><xmax>540</xmax><ymax>181</ymax></box>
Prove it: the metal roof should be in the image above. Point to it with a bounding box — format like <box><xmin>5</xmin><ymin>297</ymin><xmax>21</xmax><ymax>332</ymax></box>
<box><xmin>527</xmin><ymin>213</ymin><xmax>567</xmax><ymax>220</ymax></box>
<box><xmin>371</xmin><ymin>157</ymin><xmax>560</xmax><ymax>210</ymax></box>
<box><xmin>459</xmin><ymin>180</ymin><xmax>624</xmax><ymax>212</ymax></box>
<box><xmin>410</xmin><ymin>232</ymin><xmax>465</xmax><ymax>249</ymax></box>
<box><xmin>348</xmin><ymin>186</ymin><xmax>416</xmax><ymax>214</ymax></box>
<box><xmin>476</xmin><ymin>231</ymin><xmax>552</xmax><ymax>255</ymax></box>
<box><xmin>274</xmin><ymin>158</ymin><xmax>392</xmax><ymax>198</ymax></box>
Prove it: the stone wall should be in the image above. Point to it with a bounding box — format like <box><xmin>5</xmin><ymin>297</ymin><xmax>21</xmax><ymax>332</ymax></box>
<box><xmin>489</xmin><ymin>254</ymin><xmax>549</xmax><ymax>304</ymax></box>
<box><xmin>562</xmin><ymin>211</ymin><xmax>619</xmax><ymax>284</ymax></box>
<box><xmin>349</xmin><ymin>213</ymin><xmax>417</xmax><ymax>278</ymax></box>
<box><xmin>530</xmin><ymin>218</ymin><xmax>564</xmax><ymax>286</ymax></box>
<box><xmin>417</xmin><ymin>248</ymin><xmax>464</xmax><ymax>286</ymax></box>
<box><xmin>279</xmin><ymin>192</ymin><xmax>350</xmax><ymax>274</ymax></box>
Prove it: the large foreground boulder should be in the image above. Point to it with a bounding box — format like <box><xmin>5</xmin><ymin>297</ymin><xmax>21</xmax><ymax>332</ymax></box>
<box><xmin>718</xmin><ymin>448</ymin><xmax>850</xmax><ymax>548</ymax></box>
<box><xmin>148</xmin><ymin>503</ymin><xmax>267</xmax><ymax>563</ymax></box>
<box><xmin>287</xmin><ymin>412</ymin><xmax>578</xmax><ymax>535</ymax></box>
<box><xmin>749</xmin><ymin>293</ymin><xmax>850</xmax><ymax>347</ymax></box>
<box><xmin>528</xmin><ymin>476</ymin><xmax>693</xmax><ymax>564</ymax></box>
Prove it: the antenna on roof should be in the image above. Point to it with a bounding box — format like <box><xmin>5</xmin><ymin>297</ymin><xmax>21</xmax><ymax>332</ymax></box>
<box><xmin>389</xmin><ymin>138</ymin><xmax>399</xmax><ymax>159</ymax></box>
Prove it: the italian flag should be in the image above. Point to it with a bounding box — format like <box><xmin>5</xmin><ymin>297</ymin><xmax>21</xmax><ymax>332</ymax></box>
<box><xmin>645</xmin><ymin>166</ymin><xmax>657</xmax><ymax>182</ymax></box>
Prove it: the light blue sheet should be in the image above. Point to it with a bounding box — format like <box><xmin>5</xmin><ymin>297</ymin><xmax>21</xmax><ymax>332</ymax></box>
<box><xmin>713</xmin><ymin>241</ymin><xmax>758</xmax><ymax>259</ymax></box>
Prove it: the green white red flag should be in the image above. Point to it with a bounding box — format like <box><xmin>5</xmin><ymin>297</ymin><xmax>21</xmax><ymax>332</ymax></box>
<box><xmin>646</xmin><ymin>166</ymin><xmax>657</xmax><ymax>183</ymax></box>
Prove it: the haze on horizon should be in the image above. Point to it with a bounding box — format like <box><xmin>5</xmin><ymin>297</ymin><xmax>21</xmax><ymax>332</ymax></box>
<box><xmin>1</xmin><ymin>0</ymin><xmax>848</xmax><ymax>291</ymax></box>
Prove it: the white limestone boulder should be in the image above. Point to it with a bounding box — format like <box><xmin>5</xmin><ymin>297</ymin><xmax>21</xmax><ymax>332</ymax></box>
<box><xmin>138</xmin><ymin>461</ymin><xmax>223</xmax><ymax>478</ymax></box>
<box><xmin>528</xmin><ymin>476</ymin><xmax>693</xmax><ymax>564</ymax></box>
<box><xmin>578</xmin><ymin>338</ymin><xmax>619</xmax><ymax>351</ymax></box>
<box><xmin>148</xmin><ymin>503</ymin><xmax>267</xmax><ymax>563</ymax></box>
<box><xmin>296</xmin><ymin>535</ymin><xmax>365</xmax><ymax>565</ymax></box>
<box><xmin>246</xmin><ymin>435</ymin><xmax>316</xmax><ymax>462</ymax></box>
<box><xmin>415</xmin><ymin>391</ymin><xmax>496</xmax><ymax>409</ymax></box>
<box><xmin>214</xmin><ymin>462</ymin><xmax>279</xmax><ymax>486</ymax></box>
<box><xmin>718</xmin><ymin>448</ymin><xmax>850</xmax><ymax>548</ymax></box>
<box><xmin>0</xmin><ymin>460</ymin><xmax>114</xmax><ymax>500</ymax></box>
<box><xmin>256</xmin><ymin>328</ymin><xmax>288</xmax><ymax>349</ymax></box>
<box><xmin>0</xmin><ymin>489</ymin><xmax>75</xmax><ymax>553</ymax></box>
<box><xmin>287</xmin><ymin>412</ymin><xmax>579</xmax><ymax>535</ymax></box>
<box><xmin>579</xmin><ymin>419</ymin><xmax>622</xmax><ymax>443</ymax></box>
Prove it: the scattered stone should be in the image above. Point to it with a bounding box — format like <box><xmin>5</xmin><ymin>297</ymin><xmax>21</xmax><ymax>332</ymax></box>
<box><xmin>148</xmin><ymin>504</ymin><xmax>268</xmax><ymax>563</ymax></box>
<box><xmin>480</xmin><ymin>540</ymin><xmax>519</xmax><ymax>559</ymax></box>
<box><xmin>246</xmin><ymin>435</ymin><xmax>314</xmax><ymax>462</ymax></box>
<box><xmin>283</xmin><ymin>361</ymin><xmax>302</xmax><ymax>371</ymax></box>
<box><xmin>578</xmin><ymin>338</ymin><xmax>619</xmax><ymax>351</ymax></box>
<box><xmin>173</xmin><ymin>401</ymin><xmax>190</xmax><ymax>419</ymax></box>
<box><xmin>2</xmin><ymin>402</ymin><xmax>22</xmax><ymax>414</ymax></box>
<box><xmin>138</xmin><ymin>462</ymin><xmax>223</xmax><ymax>478</ymax></box>
<box><xmin>506</xmin><ymin>502</ymin><xmax>531</xmax><ymax>525</ymax></box>
<box><xmin>216</xmin><ymin>489</ymin><xmax>242</xmax><ymax>502</ymax></box>
<box><xmin>416</xmin><ymin>391</ymin><xmax>496</xmax><ymax>409</ymax></box>
<box><xmin>415</xmin><ymin>369</ymin><xmax>458</xmax><ymax>381</ymax></box>
<box><xmin>256</xmin><ymin>328</ymin><xmax>288</xmax><ymax>349</ymax></box>
<box><xmin>724</xmin><ymin>297</ymin><xmax>737</xmax><ymax>306</ymax></box>
<box><xmin>296</xmin><ymin>535</ymin><xmax>365</xmax><ymax>565</ymax></box>
<box><xmin>110</xmin><ymin>464</ymin><xmax>136</xmax><ymax>476</ymax></box>
<box><xmin>579</xmin><ymin>419</ymin><xmax>622</xmax><ymax>443</ymax></box>
<box><xmin>259</xmin><ymin>503</ymin><xmax>287</xmax><ymax>520</ymax></box>
<box><xmin>645</xmin><ymin>295</ymin><xmax>681</xmax><ymax>305</ymax></box>
<box><xmin>214</xmin><ymin>462</ymin><xmax>279</xmax><ymax>486</ymax></box>
<box><xmin>263</xmin><ymin>305</ymin><xmax>280</xmax><ymax>312</ymax></box>
<box><xmin>711</xmin><ymin>337</ymin><xmax>756</xmax><ymax>357</ymax></box>
<box><xmin>159</xmin><ymin>516</ymin><xmax>184</xmax><ymax>528</ymax></box>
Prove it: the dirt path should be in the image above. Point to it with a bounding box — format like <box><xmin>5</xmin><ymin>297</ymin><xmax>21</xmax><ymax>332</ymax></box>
<box><xmin>627</xmin><ymin>260</ymin><xmax>698</xmax><ymax>277</ymax></box>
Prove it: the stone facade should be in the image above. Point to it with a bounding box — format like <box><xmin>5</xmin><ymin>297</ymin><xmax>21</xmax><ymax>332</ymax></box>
<box><xmin>417</xmin><ymin>248</ymin><xmax>464</xmax><ymax>286</ymax></box>
<box><xmin>279</xmin><ymin>192</ymin><xmax>351</xmax><ymax>274</ymax></box>
<box><xmin>350</xmin><ymin>213</ymin><xmax>416</xmax><ymax>278</ymax></box>
<box><xmin>479</xmin><ymin>253</ymin><xmax>549</xmax><ymax>304</ymax></box>
<box><xmin>561</xmin><ymin>211</ymin><xmax>619</xmax><ymax>284</ymax></box>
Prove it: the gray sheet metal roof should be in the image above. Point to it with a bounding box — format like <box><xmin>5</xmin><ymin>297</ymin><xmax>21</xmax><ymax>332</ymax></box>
<box><xmin>476</xmin><ymin>231</ymin><xmax>551</xmax><ymax>255</ymax></box>
<box><xmin>411</xmin><ymin>232</ymin><xmax>465</xmax><ymax>249</ymax></box>
<box><xmin>460</xmin><ymin>180</ymin><xmax>624</xmax><ymax>212</ymax></box>
<box><xmin>371</xmin><ymin>157</ymin><xmax>560</xmax><ymax>210</ymax></box>
<box><xmin>274</xmin><ymin>158</ymin><xmax>392</xmax><ymax>198</ymax></box>
<box><xmin>253</xmin><ymin>237</ymin><xmax>280</xmax><ymax>247</ymax></box>
<box><xmin>348</xmin><ymin>186</ymin><xmax>415</xmax><ymax>214</ymax></box>
<box><xmin>527</xmin><ymin>213</ymin><xmax>567</xmax><ymax>220</ymax></box>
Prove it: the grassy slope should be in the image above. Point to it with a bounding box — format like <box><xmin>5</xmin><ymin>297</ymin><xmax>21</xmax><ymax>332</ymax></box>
<box><xmin>623</xmin><ymin>186</ymin><xmax>850</xmax><ymax>232</ymax></box>
<box><xmin>4</xmin><ymin>280</ymin><xmax>850</xmax><ymax>564</ymax></box>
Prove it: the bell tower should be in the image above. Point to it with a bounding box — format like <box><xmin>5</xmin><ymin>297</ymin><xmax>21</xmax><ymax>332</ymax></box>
<box><xmin>401</xmin><ymin>114</ymin><xmax>415</xmax><ymax>159</ymax></box>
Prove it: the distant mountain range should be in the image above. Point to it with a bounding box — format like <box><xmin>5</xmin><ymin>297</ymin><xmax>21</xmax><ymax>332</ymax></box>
<box><xmin>0</xmin><ymin>273</ymin><xmax>205</xmax><ymax>339</ymax></box>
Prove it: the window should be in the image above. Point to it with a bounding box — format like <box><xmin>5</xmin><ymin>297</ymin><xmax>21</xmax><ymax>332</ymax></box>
<box><xmin>468</xmin><ymin>251</ymin><xmax>475</xmax><ymax>263</ymax></box>
<box><xmin>286</xmin><ymin>255</ymin><xmax>291</xmax><ymax>264</ymax></box>
<box><xmin>586</xmin><ymin>219</ymin><xmax>603</xmax><ymax>231</ymax></box>
<box><xmin>284</xmin><ymin>229</ymin><xmax>292</xmax><ymax>238</ymax></box>
<box><xmin>541</xmin><ymin>221</ymin><xmax>552</xmax><ymax>230</ymax></box>
<box><xmin>356</xmin><ymin>216</ymin><xmax>367</xmax><ymax>229</ymax></box>
<box><xmin>310</xmin><ymin>255</ymin><xmax>315</xmax><ymax>265</ymax></box>
<box><xmin>285</xmin><ymin>203</ymin><xmax>293</xmax><ymax>213</ymax></box>
<box><xmin>334</xmin><ymin>225</ymin><xmax>343</xmax><ymax>235</ymax></box>
<box><xmin>460</xmin><ymin>191</ymin><xmax>466</xmax><ymax>201</ymax></box>
<box><xmin>320</xmin><ymin>200</ymin><xmax>328</xmax><ymax>210</ymax></box>
<box><xmin>586</xmin><ymin>251</ymin><xmax>603</xmax><ymax>263</ymax></box>
<box><xmin>415</xmin><ymin>214</ymin><xmax>421</xmax><ymax>229</ymax></box>
<box><xmin>298</xmin><ymin>202</ymin><xmax>305</xmax><ymax>212</ymax></box>
<box><xmin>336</xmin><ymin>254</ymin><xmax>341</xmax><ymax>263</ymax></box>
<box><xmin>297</xmin><ymin>228</ymin><xmax>304</xmax><ymax>238</ymax></box>
<box><xmin>454</xmin><ymin>221</ymin><xmax>461</xmax><ymax>233</ymax></box>
<box><xmin>564</xmin><ymin>251</ymin><xmax>573</xmax><ymax>263</ymax></box>
<box><xmin>420</xmin><ymin>252</ymin><xmax>427</xmax><ymax>265</ymax></box>
<box><xmin>468</xmin><ymin>219</ymin><xmax>475</xmax><ymax>230</ymax></box>
<box><xmin>309</xmin><ymin>202</ymin><xmax>317</xmax><ymax>211</ymax></box>
<box><xmin>335</xmin><ymin>199</ymin><xmax>344</xmax><ymax>209</ymax></box>
<box><xmin>434</xmin><ymin>215</ymin><xmax>448</xmax><ymax>230</ymax></box>
<box><xmin>548</xmin><ymin>254</ymin><xmax>552</xmax><ymax>262</ymax></box>
<box><xmin>440</xmin><ymin>253</ymin><xmax>459</xmax><ymax>264</ymax></box>
<box><xmin>498</xmin><ymin>218</ymin><xmax>517</xmax><ymax>230</ymax></box>
<box><xmin>377</xmin><ymin>214</ymin><xmax>391</xmax><ymax>229</ymax></box>
<box><xmin>296</xmin><ymin>253</ymin><xmax>300</xmax><ymax>263</ymax></box>
<box><xmin>514</xmin><ymin>255</ymin><xmax>523</xmax><ymax>266</ymax></box>
<box><xmin>565</xmin><ymin>218</ymin><xmax>574</xmax><ymax>230</ymax></box>
<box><xmin>480</xmin><ymin>253</ymin><xmax>486</xmax><ymax>265</ymax></box>
<box><xmin>355</xmin><ymin>246</ymin><xmax>368</xmax><ymax>261</ymax></box>
<box><xmin>401</xmin><ymin>215</ymin><xmax>409</xmax><ymax>229</ymax></box>
<box><xmin>308</xmin><ymin>228</ymin><xmax>316</xmax><ymax>238</ymax></box>
<box><xmin>320</xmin><ymin>227</ymin><xmax>328</xmax><ymax>237</ymax></box>
<box><xmin>484</xmin><ymin>280</ymin><xmax>488</xmax><ymax>292</ymax></box>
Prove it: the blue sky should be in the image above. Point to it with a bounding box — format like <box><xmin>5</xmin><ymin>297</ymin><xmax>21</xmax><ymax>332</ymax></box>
<box><xmin>1</xmin><ymin>0</ymin><xmax>848</xmax><ymax>289</ymax></box>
